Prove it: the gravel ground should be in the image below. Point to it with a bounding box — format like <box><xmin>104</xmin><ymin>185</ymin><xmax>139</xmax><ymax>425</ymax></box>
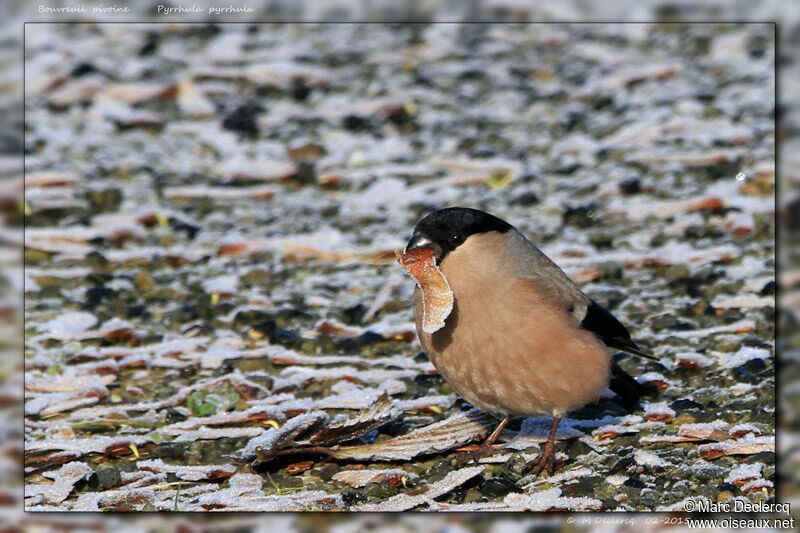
<box><xmin>23</xmin><ymin>22</ymin><xmax>774</xmax><ymax>512</ymax></box>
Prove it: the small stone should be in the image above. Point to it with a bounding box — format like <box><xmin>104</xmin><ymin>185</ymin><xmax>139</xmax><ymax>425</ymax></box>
<box><xmin>688</xmin><ymin>299</ymin><xmax>714</xmax><ymax>317</ymax></box>
<box><xmin>71</xmin><ymin>62</ymin><xmax>98</xmax><ymax>77</ymax></box>
<box><xmin>342</xmin><ymin>114</ymin><xmax>369</xmax><ymax>131</ymax></box>
<box><xmin>609</xmin><ymin>455</ymin><xmax>635</xmax><ymax>475</ymax></box>
<box><xmin>342</xmin><ymin>304</ymin><xmax>366</xmax><ymax>324</ymax></box>
<box><xmin>151</xmin><ymin>443</ymin><xmax>186</xmax><ymax>460</ymax></box>
<box><xmin>85</xmin><ymin>189</ymin><xmax>122</xmax><ymax>213</ymax></box>
<box><xmin>139</xmin><ymin>31</ymin><xmax>159</xmax><ymax>56</ymax></box>
<box><xmin>357</xmin><ymin>331</ymin><xmax>384</xmax><ymax>346</ymax></box>
<box><xmin>426</xmin><ymin>457</ymin><xmax>456</xmax><ymax>478</ymax></box>
<box><xmin>684</xmin><ymin>224</ymin><xmax>724</xmax><ymax>240</ymax></box>
<box><xmin>85</xmin><ymin>286</ymin><xmax>114</xmax><ymax>308</ymax></box>
<box><xmin>623</xmin><ymin>477</ymin><xmax>646</xmax><ymax>489</ymax></box>
<box><xmin>413</xmin><ymin>351</ymin><xmax>429</xmax><ymax>363</ymax></box>
<box><xmin>95</xmin><ymin>467</ymin><xmax>122</xmax><ymax>490</ymax></box>
<box><xmin>562</xmin><ymin>203</ymin><xmax>598</xmax><ymax>228</ymax></box>
<box><xmin>234</xmin><ymin>310</ymin><xmax>272</xmax><ymax>327</ymax></box>
<box><xmin>664</xmin><ymin>265</ymin><xmax>690</xmax><ymax>282</ymax></box>
<box><xmin>222</xmin><ymin>102</ymin><xmax>264</xmax><ymax>136</ymax></box>
<box><xmin>565</xmin><ymin>438</ymin><xmax>594</xmax><ymax>457</ymax></box>
<box><xmin>86</xmin><ymin>251</ymin><xmax>110</xmax><ymax>272</ymax></box>
<box><xmin>587</xmin><ymin>288</ymin><xmax>626</xmax><ymax>309</ymax></box>
<box><xmin>650</xmin><ymin>314</ymin><xmax>679</xmax><ymax>332</ymax></box>
<box><xmin>126</xmin><ymin>303</ymin><xmax>147</xmax><ymax>318</ymax></box>
<box><xmin>759</xmin><ymin>281</ymin><xmax>775</xmax><ymax>296</ymax></box>
<box><xmin>619</xmin><ymin>178</ymin><xmax>641</xmax><ymax>195</ymax></box>
<box><xmin>560</xmin><ymin>110</ymin><xmax>586</xmax><ymax>132</ymax></box>
<box><xmin>602</xmin><ymin>498</ymin><xmax>619</xmax><ymax>509</ymax></box>
<box><xmin>335</xmin><ymin>338</ymin><xmax>360</xmax><ymax>354</ymax></box>
<box><xmin>164</xmin><ymin>407</ymin><xmax>188</xmax><ymax>423</ymax></box>
<box><xmin>135</xmin><ymin>272</ymin><xmax>156</xmax><ymax>293</ymax></box>
<box><xmin>741</xmin><ymin>335</ymin><xmax>772</xmax><ymax>350</ymax></box>
<box><xmin>732</xmin><ymin>367</ymin><xmax>760</xmax><ymax>384</ymax></box>
<box><xmin>290</xmin><ymin>79</ymin><xmax>313</xmax><ymax>101</ymax></box>
<box><xmin>341</xmin><ymin>488</ymin><xmax>365</xmax><ymax>506</ymax></box>
<box><xmin>170</xmin><ymin>219</ymin><xmax>200</xmax><ymax>239</ymax></box>
<box><xmin>499</xmin><ymin>452</ymin><xmax>530</xmax><ymax>480</ymax></box>
<box><xmin>650</xmin><ymin>233</ymin><xmax>669</xmax><ymax>247</ymax></box>
<box><xmin>595</xmin><ymin>261</ymin><xmax>624</xmax><ymax>280</ymax></box>
<box><xmin>561</xmin><ymin>476</ymin><xmax>603</xmax><ymax>496</ymax></box>
<box><xmin>481</xmin><ymin>477</ymin><xmax>522</xmax><ymax>498</ymax></box>
<box><xmin>588</xmin><ymin>232</ymin><xmax>614</xmax><ymax>249</ymax></box>
<box><xmin>288</xmin><ymin>143</ymin><xmax>325</xmax><ymax>160</ymax></box>
<box><xmin>470</xmin><ymin>145</ymin><xmax>497</xmax><ymax>158</ymax></box>
<box><xmin>745</xmin><ymin>451</ymin><xmax>775</xmax><ymax>465</ymax></box>
<box><xmin>739</xmin><ymin>358</ymin><xmax>767</xmax><ymax>373</ymax></box>
<box><xmin>670</xmin><ymin>399</ymin><xmax>703</xmax><ymax>411</ymax></box>
<box><xmin>510</xmin><ymin>190</ymin><xmax>540</xmax><ymax>206</ymax></box>
<box><xmin>714</xmin><ymin>335</ymin><xmax>742</xmax><ymax>352</ymax></box>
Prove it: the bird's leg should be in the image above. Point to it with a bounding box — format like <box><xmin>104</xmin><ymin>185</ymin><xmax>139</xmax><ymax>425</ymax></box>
<box><xmin>527</xmin><ymin>415</ymin><xmax>562</xmax><ymax>477</ymax></box>
<box><xmin>479</xmin><ymin>414</ymin><xmax>512</xmax><ymax>454</ymax></box>
<box><xmin>455</xmin><ymin>414</ymin><xmax>512</xmax><ymax>465</ymax></box>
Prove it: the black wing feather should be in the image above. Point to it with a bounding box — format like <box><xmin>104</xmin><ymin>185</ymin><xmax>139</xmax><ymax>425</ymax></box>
<box><xmin>609</xmin><ymin>362</ymin><xmax>648</xmax><ymax>408</ymax></box>
<box><xmin>580</xmin><ymin>300</ymin><xmax>656</xmax><ymax>360</ymax></box>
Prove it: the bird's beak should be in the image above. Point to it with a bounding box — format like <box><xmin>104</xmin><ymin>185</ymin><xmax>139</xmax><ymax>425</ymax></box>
<box><xmin>405</xmin><ymin>233</ymin><xmax>441</xmax><ymax>258</ymax></box>
<box><xmin>406</xmin><ymin>233</ymin><xmax>439</xmax><ymax>255</ymax></box>
<box><xmin>405</xmin><ymin>233</ymin><xmax>432</xmax><ymax>253</ymax></box>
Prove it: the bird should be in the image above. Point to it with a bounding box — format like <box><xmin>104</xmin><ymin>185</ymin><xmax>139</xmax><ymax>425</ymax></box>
<box><xmin>403</xmin><ymin>207</ymin><xmax>654</xmax><ymax>476</ymax></box>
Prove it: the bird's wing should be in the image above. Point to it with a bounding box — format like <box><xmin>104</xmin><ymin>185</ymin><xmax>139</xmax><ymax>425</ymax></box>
<box><xmin>609</xmin><ymin>361</ymin><xmax>648</xmax><ymax>408</ymax></box>
<box><xmin>511</xmin><ymin>231</ymin><xmax>655</xmax><ymax>360</ymax></box>
<box><xmin>578</xmin><ymin>300</ymin><xmax>656</xmax><ymax>360</ymax></box>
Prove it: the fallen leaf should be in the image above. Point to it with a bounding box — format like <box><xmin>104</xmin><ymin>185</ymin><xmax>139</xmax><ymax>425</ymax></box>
<box><xmin>352</xmin><ymin>466</ymin><xmax>484</xmax><ymax>511</ymax></box>
<box><xmin>398</xmin><ymin>246</ymin><xmax>453</xmax><ymax>334</ymax></box>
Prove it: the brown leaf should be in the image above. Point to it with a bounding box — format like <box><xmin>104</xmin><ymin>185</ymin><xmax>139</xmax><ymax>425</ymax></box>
<box><xmin>228</xmin><ymin>374</ymin><xmax>268</xmax><ymax>401</ymax></box>
<box><xmin>217</xmin><ymin>243</ymin><xmax>250</xmax><ymax>256</ymax></box>
<box><xmin>352</xmin><ymin>466</ymin><xmax>484</xmax><ymax>511</ymax></box>
<box><xmin>595</xmin><ymin>430</ymin><xmax>621</xmax><ymax>441</ymax></box>
<box><xmin>644</xmin><ymin>412</ymin><xmax>674</xmax><ymax>423</ymax></box>
<box><xmin>285</xmin><ymin>461</ymin><xmax>314</xmax><ymax>475</ymax></box>
<box><xmin>678</xmin><ymin>422</ymin><xmax>731</xmax><ymax>442</ymax></box>
<box><xmin>324</xmin><ymin>409</ymin><xmax>494</xmax><ymax>461</ymax></box>
<box><xmin>697</xmin><ymin>437</ymin><xmax>774</xmax><ymax>460</ymax></box>
<box><xmin>638</xmin><ymin>377</ymin><xmax>670</xmax><ymax>390</ymax></box>
<box><xmin>730</xmin><ymin>426</ymin><xmax>761</xmax><ymax>439</ymax></box>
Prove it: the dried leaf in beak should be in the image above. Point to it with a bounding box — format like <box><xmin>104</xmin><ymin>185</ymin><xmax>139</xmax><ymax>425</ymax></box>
<box><xmin>398</xmin><ymin>246</ymin><xmax>454</xmax><ymax>334</ymax></box>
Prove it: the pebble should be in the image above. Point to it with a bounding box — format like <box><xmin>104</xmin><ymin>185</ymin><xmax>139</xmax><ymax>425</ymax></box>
<box><xmin>222</xmin><ymin>102</ymin><xmax>264</xmax><ymax>136</ymax></box>
<box><xmin>498</xmin><ymin>453</ymin><xmax>530</xmax><ymax>480</ymax></box>
<box><xmin>663</xmin><ymin>264</ymin><xmax>690</xmax><ymax>282</ymax></box>
<box><xmin>619</xmin><ymin>178</ymin><xmax>642</xmax><ymax>195</ymax></box>
<box><xmin>480</xmin><ymin>477</ymin><xmax>521</xmax><ymax>498</ymax></box>
<box><xmin>650</xmin><ymin>314</ymin><xmax>679</xmax><ymax>332</ymax></box>
<box><xmin>670</xmin><ymin>399</ymin><xmax>704</xmax><ymax>412</ymax></box>
<box><xmin>562</xmin><ymin>203</ymin><xmax>598</xmax><ymax>228</ymax></box>
<box><xmin>94</xmin><ymin>467</ymin><xmax>122</xmax><ymax>490</ymax></box>
<box><xmin>623</xmin><ymin>477</ymin><xmax>646</xmax><ymax>489</ymax></box>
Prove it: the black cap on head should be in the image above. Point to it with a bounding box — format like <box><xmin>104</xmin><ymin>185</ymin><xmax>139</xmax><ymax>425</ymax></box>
<box><xmin>406</xmin><ymin>207</ymin><xmax>513</xmax><ymax>260</ymax></box>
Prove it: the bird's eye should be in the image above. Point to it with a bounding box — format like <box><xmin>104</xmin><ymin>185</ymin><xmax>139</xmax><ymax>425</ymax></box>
<box><xmin>449</xmin><ymin>234</ymin><xmax>463</xmax><ymax>245</ymax></box>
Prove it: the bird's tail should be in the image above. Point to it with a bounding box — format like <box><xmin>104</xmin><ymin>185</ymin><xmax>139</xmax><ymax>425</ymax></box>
<box><xmin>609</xmin><ymin>362</ymin><xmax>650</xmax><ymax>409</ymax></box>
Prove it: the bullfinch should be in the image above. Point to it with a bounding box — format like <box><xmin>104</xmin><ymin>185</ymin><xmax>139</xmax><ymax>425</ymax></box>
<box><xmin>404</xmin><ymin>207</ymin><xmax>653</xmax><ymax>475</ymax></box>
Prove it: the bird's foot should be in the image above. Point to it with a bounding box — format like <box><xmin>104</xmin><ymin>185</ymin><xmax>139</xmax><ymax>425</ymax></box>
<box><xmin>454</xmin><ymin>414</ymin><xmax>512</xmax><ymax>467</ymax></box>
<box><xmin>454</xmin><ymin>443</ymin><xmax>497</xmax><ymax>466</ymax></box>
<box><xmin>525</xmin><ymin>445</ymin><xmax>562</xmax><ymax>477</ymax></box>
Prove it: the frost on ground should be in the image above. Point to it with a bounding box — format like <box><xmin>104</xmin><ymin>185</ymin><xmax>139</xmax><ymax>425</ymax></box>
<box><xmin>24</xmin><ymin>23</ymin><xmax>774</xmax><ymax>511</ymax></box>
